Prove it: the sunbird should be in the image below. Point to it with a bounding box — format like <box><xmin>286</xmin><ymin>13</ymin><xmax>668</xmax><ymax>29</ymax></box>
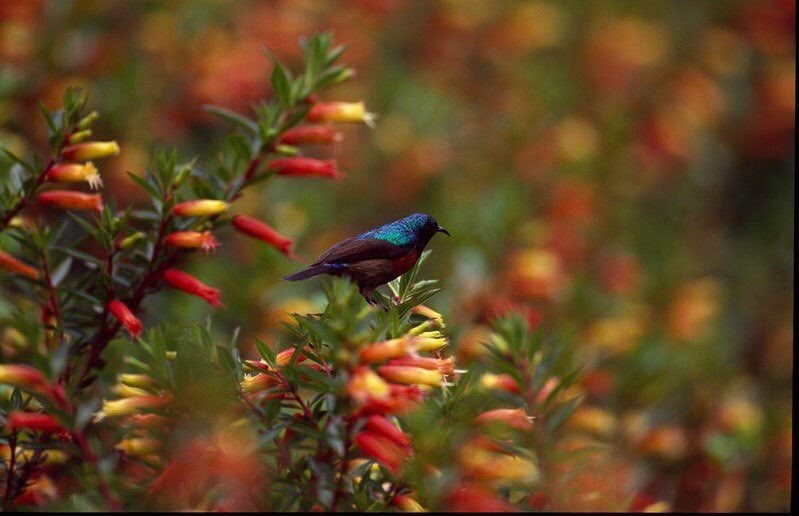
<box><xmin>284</xmin><ymin>213</ymin><xmax>450</xmax><ymax>304</ymax></box>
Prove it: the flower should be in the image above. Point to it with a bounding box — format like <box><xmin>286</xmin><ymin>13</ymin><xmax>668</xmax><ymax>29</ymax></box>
<box><xmin>364</xmin><ymin>415</ymin><xmax>411</xmax><ymax>449</ymax></box>
<box><xmin>163</xmin><ymin>269</ymin><xmax>223</xmax><ymax>307</ymax></box>
<box><xmin>0</xmin><ymin>250</ymin><xmax>39</xmax><ymax>280</ymax></box>
<box><xmin>165</xmin><ymin>231</ymin><xmax>220</xmax><ymax>252</ymax></box>
<box><xmin>61</xmin><ymin>140</ymin><xmax>120</xmax><ymax>161</ymax></box>
<box><xmin>480</xmin><ymin>373</ymin><xmax>521</xmax><ymax>394</ymax></box>
<box><xmin>38</xmin><ymin>190</ymin><xmax>103</xmax><ymax>211</ymax></box>
<box><xmin>172</xmin><ymin>199</ymin><xmax>228</xmax><ymax>217</ymax></box>
<box><xmin>475</xmin><ymin>408</ymin><xmax>534</xmax><ymax>430</ymax></box>
<box><xmin>115</xmin><ymin>437</ymin><xmax>161</xmax><ymax>457</ymax></box>
<box><xmin>354</xmin><ymin>431</ymin><xmax>407</xmax><ymax>474</ymax></box>
<box><xmin>279</xmin><ymin>125</ymin><xmax>342</xmax><ymax>145</ymax></box>
<box><xmin>46</xmin><ymin>162</ymin><xmax>102</xmax><ymax>189</ymax></box>
<box><xmin>348</xmin><ymin>367</ymin><xmax>391</xmax><ymax>404</ymax></box>
<box><xmin>377</xmin><ymin>365</ymin><xmax>443</xmax><ymax>387</ymax></box>
<box><xmin>240</xmin><ymin>373</ymin><xmax>278</xmax><ymax>394</ymax></box>
<box><xmin>412</xmin><ymin>331</ymin><xmax>449</xmax><ymax>352</ymax></box>
<box><xmin>458</xmin><ymin>444</ymin><xmax>539</xmax><ymax>483</ymax></box>
<box><xmin>267</xmin><ymin>157</ymin><xmax>344</xmax><ymax>180</ymax></box>
<box><xmin>118</xmin><ymin>373</ymin><xmax>158</xmax><ymax>390</ymax></box>
<box><xmin>231</xmin><ymin>215</ymin><xmax>301</xmax><ymax>261</ymax></box>
<box><xmin>6</xmin><ymin>412</ymin><xmax>64</xmax><ymax>434</ymax></box>
<box><xmin>0</xmin><ymin>364</ymin><xmax>47</xmax><ymax>389</ymax></box>
<box><xmin>307</xmin><ymin>101</ymin><xmax>377</xmax><ymax>127</ymax></box>
<box><xmin>109</xmin><ymin>300</ymin><xmax>143</xmax><ymax>338</ymax></box>
<box><xmin>387</xmin><ymin>356</ymin><xmax>456</xmax><ymax>376</ymax></box>
<box><xmin>93</xmin><ymin>394</ymin><xmax>172</xmax><ymax>422</ymax></box>
<box><xmin>359</xmin><ymin>337</ymin><xmax>416</xmax><ymax>364</ymax></box>
<box><xmin>411</xmin><ymin>304</ymin><xmax>445</xmax><ymax>328</ymax></box>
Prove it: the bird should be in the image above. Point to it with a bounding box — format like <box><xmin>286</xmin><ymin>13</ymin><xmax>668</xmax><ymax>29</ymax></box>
<box><xmin>283</xmin><ymin>213</ymin><xmax>450</xmax><ymax>304</ymax></box>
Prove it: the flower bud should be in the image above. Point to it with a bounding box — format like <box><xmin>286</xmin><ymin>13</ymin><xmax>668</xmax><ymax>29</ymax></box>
<box><xmin>118</xmin><ymin>232</ymin><xmax>144</xmax><ymax>249</ymax></box>
<box><xmin>47</xmin><ymin>162</ymin><xmax>102</xmax><ymax>189</ymax></box>
<box><xmin>279</xmin><ymin>125</ymin><xmax>342</xmax><ymax>145</ymax></box>
<box><xmin>394</xmin><ymin>495</ymin><xmax>425</xmax><ymax>512</ymax></box>
<box><xmin>163</xmin><ymin>269</ymin><xmax>223</xmax><ymax>307</ymax></box>
<box><xmin>109</xmin><ymin>300</ymin><xmax>143</xmax><ymax>338</ymax></box>
<box><xmin>6</xmin><ymin>412</ymin><xmax>64</xmax><ymax>434</ymax></box>
<box><xmin>413</xmin><ymin>331</ymin><xmax>449</xmax><ymax>352</ymax></box>
<box><xmin>61</xmin><ymin>140</ymin><xmax>120</xmax><ymax>161</ymax></box>
<box><xmin>267</xmin><ymin>157</ymin><xmax>344</xmax><ymax>180</ymax></box>
<box><xmin>0</xmin><ymin>364</ymin><xmax>47</xmax><ymax>389</ymax></box>
<box><xmin>77</xmin><ymin>111</ymin><xmax>99</xmax><ymax>130</ymax></box>
<box><xmin>231</xmin><ymin>215</ymin><xmax>301</xmax><ymax>261</ymax></box>
<box><xmin>307</xmin><ymin>101</ymin><xmax>377</xmax><ymax>127</ymax></box>
<box><xmin>411</xmin><ymin>304</ymin><xmax>445</xmax><ymax>328</ymax></box>
<box><xmin>172</xmin><ymin>199</ymin><xmax>228</xmax><ymax>217</ymax></box>
<box><xmin>115</xmin><ymin>437</ymin><xmax>160</xmax><ymax>456</ymax></box>
<box><xmin>480</xmin><ymin>373</ymin><xmax>521</xmax><ymax>394</ymax></box>
<box><xmin>119</xmin><ymin>373</ymin><xmax>157</xmax><ymax>390</ymax></box>
<box><xmin>387</xmin><ymin>356</ymin><xmax>456</xmax><ymax>376</ymax></box>
<box><xmin>165</xmin><ymin>231</ymin><xmax>220</xmax><ymax>252</ymax></box>
<box><xmin>38</xmin><ymin>190</ymin><xmax>103</xmax><ymax>211</ymax></box>
<box><xmin>0</xmin><ymin>250</ymin><xmax>39</xmax><ymax>280</ymax></box>
<box><xmin>377</xmin><ymin>365</ymin><xmax>443</xmax><ymax>387</ymax></box>
<box><xmin>66</xmin><ymin>129</ymin><xmax>92</xmax><ymax>144</ymax></box>
<box><xmin>241</xmin><ymin>373</ymin><xmax>278</xmax><ymax>394</ymax></box>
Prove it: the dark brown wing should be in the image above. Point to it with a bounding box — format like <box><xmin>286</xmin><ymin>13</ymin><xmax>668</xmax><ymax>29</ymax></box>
<box><xmin>312</xmin><ymin>237</ymin><xmax>413</xmax><ymax>266</ymax></box>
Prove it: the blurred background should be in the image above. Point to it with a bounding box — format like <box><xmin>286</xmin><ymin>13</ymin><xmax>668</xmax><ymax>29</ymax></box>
<box><xmin>1</xmin><ymin>0</ymin><xmax>793</xmax><ymax>511</ymax></box>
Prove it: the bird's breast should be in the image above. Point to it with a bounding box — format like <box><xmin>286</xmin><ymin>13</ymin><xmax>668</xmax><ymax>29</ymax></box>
<box><xmin>391</xmin><ymin>250</ymin><xmax>419</xmax><ymax>276</ymax></box>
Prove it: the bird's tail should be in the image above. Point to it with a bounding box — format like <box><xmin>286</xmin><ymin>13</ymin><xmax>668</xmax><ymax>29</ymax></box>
<box><xmin>283</xmin><ymin>264</ymin><xmax>328</xmax><ymax>281</ymax></box>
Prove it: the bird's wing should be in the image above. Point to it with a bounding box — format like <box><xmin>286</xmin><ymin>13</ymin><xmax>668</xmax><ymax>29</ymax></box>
<box><xmin>312</xmin><ymin>236</ymin><xmax>413</xmax><ymax>265</ymax></box>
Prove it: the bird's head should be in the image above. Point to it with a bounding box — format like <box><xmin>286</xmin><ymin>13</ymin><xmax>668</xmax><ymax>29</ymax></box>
<box><xmin>404</xmin><ymin>213</ymin><xmax>450</xmax><ymax>244</ymax></box>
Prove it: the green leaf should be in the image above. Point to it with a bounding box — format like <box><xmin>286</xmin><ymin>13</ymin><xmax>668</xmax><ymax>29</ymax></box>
<box><xmin>271</xmin><ymin>62</ymin><xmax>293</xmax><ymax>109</ymax></box>
<box><xmin>203</xmin><ymin>105</ymin><xmax>258</xmax><ymax>134</ymax></box>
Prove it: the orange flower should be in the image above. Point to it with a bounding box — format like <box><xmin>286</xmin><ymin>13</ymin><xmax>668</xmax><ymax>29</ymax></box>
<box><xmin>480</xmin><ymin>373</ymin><xmax>521</xmax><ymax>394</ymax></box>
<box><xmin>359</xmin><ymin>337</ymin><xmax>416</xmax><ymax>364</ymax></box>
<box><xmin>475</xmin><ymin>408</ymin><xmax>534</xmax><ymax>430</ymax></box>
<box><xmin>240</xmin><ymin>373</ymin><xmax>278</xmax><ymax>394</ymax></box>
<box><xmin>46</xmin><ymin>162</ymin><xmax>102</xmax><ymax>189</ymax></box>
<box><xmin>386</xmin><ymin>356</ymin><xmax>456</xmax><ymax>376</ymax></box>
<box><xmin>165</xmin><ymin>231</ymin><xmax>220</xmax><ymax>252</ymax></box>
<box><xmin>6</xmin><ymin>412</ymin><xmax>64</xmax><ymax>434</ymax></box>
<box><xmin>172</xmin><ymin>199</ymin><xmax>228</xmax><ymax>217</ymax></box>
<box><xmin>377</xmin><ymin>365</ymin><xmax>443</xmax><ymax>387</ymax></box>
<box><xmin>109</xmin><ymin>300</ymin><xmax>143</xmax><ymax>338</ymax></box>
<box><xmin>279</xmin><ymin>125</ymin><xmax>342</xmax><ymax>145</ymax></box>
<box><xmin>307</xmin><ymin>101</ymin><xmax>376</xmax><ymax>127</ymax></box>
<box><xmin>0</xmin><ymin>364</ymin><xmax>47</xmax><ymax>389</ymax></box>
<box><xmin>163</xmin><ymin>269</ymin><xmax>222</xmax><ymax>307</ymax></box>
<box><xmin>61</xmin><ymin>140</ymin><xmax>120</xmax><ymax>161</ymax></box>
<box><xmin>231</xmin><ymin>215</ymin><xmax>301</xmax><ymax>261</ymax></box>
<box><xmin>0</xmin><ymin>250</ymin><xmax>39</xmax><ymax>280</ymax></box>
<box><xmin>94</xmin><ymin>394</ymin><xmax>173</xmax><ymax>421</ymax></box>
<box><xmin>38</xmin><ymin>190</ymin><xmax>103</xmax><ymax>211</ymax></box>
<box><xmin>267</xmin><ymin>157</ymin><xmax>344</xmax><ymax>180</ymax></box>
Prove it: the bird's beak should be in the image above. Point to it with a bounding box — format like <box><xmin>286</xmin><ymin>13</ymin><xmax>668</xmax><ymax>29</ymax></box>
<box><xmin>437</xmin><ymin>226</ymin><xmax>451</xmax><ymax>237</ymax></box>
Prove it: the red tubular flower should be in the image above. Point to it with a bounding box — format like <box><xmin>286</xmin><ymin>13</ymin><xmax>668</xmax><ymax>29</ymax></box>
<box><xmin>231</xmin><ymin>215</ymin><xmax>301</xmax><ymax>261</ymax></box>
<box><xmin>354</xmin><ymin>431</ymin><xmax>407</xmax><ymax>474</ymax></box>
<box><xmin>163</xmin><ymin>269</ymin><xmax>223</xmax><ymax>307</ymax></box>
<box><xmin>475</xmin><ymin>408</ymin><xmax>534</xmax><ymax>430</ymax></box>
<box><xmin>480</xmin><ymin>373</ymin><xmax>522</xmax><ymax>394</ymax></box>
<box><xmin>6</xmin><ymin>412</ymin><xmax>64</xmax><ymax>434</ymax></box>
<box><xmin>278</xmin><ymin>125</ymin><xmax>342</xmax><ymax>145</ymax></box>
<box><xmin>364</xmin><ymin>415</ymin><xmax>411</xmax><ymax>449</ymax></box>
<box><xmin>109</xmin><ymin>300</ymin><xmax>143</xmax><ymax>338</ymax></box>
<box><xmin>387</xmin><ymin>356</ymin><xmax>456</xmax><ymax>376</ymax></box>
<box><xmin>377</xmin><ymin>365</ymin><xmax>442</xmax><ymax>387</ymax></box>
<box><xmin>0</xmin><ymin>250</ymin><xmax>39</xmax><ymax>280</ymax></box>
<box><xmin>267</xmin><ymin>157</ymin><xmax>344</xmax><ymax>180</ymax></box>
<box><xmin>61</xmin><ymin>140</ymin><xmax>120</xmax><ymax>161</ymax></box>
<box><xmin>172</xmin><ymin>199</ymin><xmax>228</xmax><ymax>217</ymax></box>
<box><xmin>307</xmin><ymin>101</ymin><xmax>376</xmax><ymax>127</ymax></box>
<box><xmin>165</xmin><ymin>231</ymin><xmax>220</xmax><ymax>252</ymax></box>
<box><xmin>359</xmin><ymin>337</ymin><xmax>415</xmax><ymax>364</ymax></box>
<box><xmin>0</xmin><ymin>365</ymin><xmax>47</xmax><ymax>389</ymax></box>
<box><xmin>38</xmin><ymin>190</ymin><xmax>103</xmax><ymax>211</ymax></box>
<box><xmin>46</xmin><ymin>162</ymin><xmax>102</xmax><ymax>189</ymax></box>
